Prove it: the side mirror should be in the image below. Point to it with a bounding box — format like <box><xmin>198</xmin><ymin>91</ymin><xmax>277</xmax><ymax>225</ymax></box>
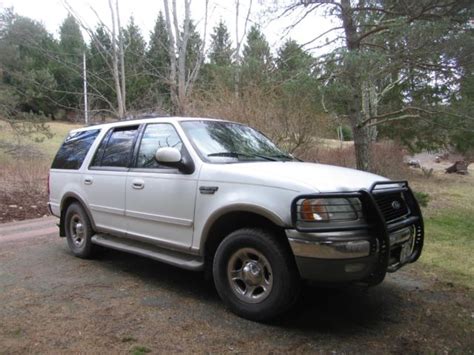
<box><xmin>155</xmin><ymin>147</ymin><xmax>182</xmax><ymax>164</ymax></box>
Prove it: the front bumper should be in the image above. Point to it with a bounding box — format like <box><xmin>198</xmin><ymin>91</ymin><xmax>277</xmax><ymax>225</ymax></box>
<box><xmin>287</xmin><ymin>181</ymin><xmax>424</xmax><ymax>285</ymax></box>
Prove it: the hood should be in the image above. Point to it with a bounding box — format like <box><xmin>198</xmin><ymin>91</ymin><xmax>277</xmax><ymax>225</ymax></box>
<box><xmin>199</xmin><ymin>161</ymin><xmax>388</xmax><ymax>193</ymax></box>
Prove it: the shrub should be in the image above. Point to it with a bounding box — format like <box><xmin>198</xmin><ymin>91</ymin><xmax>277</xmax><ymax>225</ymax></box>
<box><xmin>340</xmin><ymin>125</ymin><xmax>353</xmax><ymax>141</ymax></box>
<box><xmin>295</xmin><ymin>140</ymin><xmax>410</xmax><ymax>179</ymax></box>
<box><xmin>370</xmin><ymin>141</ymin><xmax>410</xmax><ymax>179</ymax></box>
<box><xmin>0</xmin><ymin>158</ymin><xmax>50</xmax><ymax>221</ymax></box>
<box><xmin>189</xmin><ymin>83</ymin><xmax>330</xmax><ymax>154</ymax></box>
<box><xmin>413</xmin><ymin>191</ymin><xmax>430</xmax><ymax>207</ymax></box>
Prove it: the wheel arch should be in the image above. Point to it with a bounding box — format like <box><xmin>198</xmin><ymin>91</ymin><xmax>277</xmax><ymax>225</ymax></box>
<box><xmin>59</xmin><ymin>193</ymin><xmax>96</xmax><ymax>237</ymax></box>
<box><xmin>201</xmin><ymin>205</ymin><xmax>291</xmax><ymax>269</ymax></box>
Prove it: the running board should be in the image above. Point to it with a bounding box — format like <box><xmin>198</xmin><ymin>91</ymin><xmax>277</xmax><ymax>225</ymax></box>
<box><xmin>91</xmin><ymin>234</ymin><xmax>204</xmax><ymax>271</ymax></box>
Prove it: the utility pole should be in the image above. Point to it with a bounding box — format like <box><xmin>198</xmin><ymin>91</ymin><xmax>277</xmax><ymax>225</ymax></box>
<box><xmin>83</xmin><ymin>51</ymin><xmax>89</xmax><ymax>125</ymax></box>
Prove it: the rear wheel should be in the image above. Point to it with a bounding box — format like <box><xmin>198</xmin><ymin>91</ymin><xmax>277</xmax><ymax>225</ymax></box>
<box><xmin>65</xmin><ymin>203</ymin><xmax>95</xmax><ymax>258</ymax></box>
<box><xmin>213</xmin><ymin>228</ymin><xmax>300</xmax><ymax>321</ymax></box>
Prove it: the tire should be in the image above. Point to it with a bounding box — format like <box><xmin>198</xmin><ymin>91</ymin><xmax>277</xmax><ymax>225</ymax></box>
<box><xmin>213</xmin><ymin>228</ymin><xmax>300</xmax><ymax>321</ymax></box>
<box><xmin>64</xmin><ymin>203</ymin><xmax>95</xmax><ymax>258</ymax></box>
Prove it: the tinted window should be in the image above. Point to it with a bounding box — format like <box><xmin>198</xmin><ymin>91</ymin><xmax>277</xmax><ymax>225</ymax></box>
<box><xmin>51</xmin><ymin>129</ymin><xmax>100</xmax><ymax>169</ymax></box>
<box><xmin>91</xmin><ymin>126</ymin><xmax>139</xmax><ymax>168</ymax></box>
<box><xmin>136</xmin><ymin>124</ymin><xmax>183</xmax><ymax>168</ymax></box>
<box><xmin>90</xmin><ymin>129</ymin><xmax>112</xmax><ymax>167</ymax></box>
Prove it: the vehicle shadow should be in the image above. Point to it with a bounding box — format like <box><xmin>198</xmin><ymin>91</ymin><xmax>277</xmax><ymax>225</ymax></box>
<box><xmin>90</xmin><ymin>247</ymin><xmax>417</xmax><ymax>334</ymax></box>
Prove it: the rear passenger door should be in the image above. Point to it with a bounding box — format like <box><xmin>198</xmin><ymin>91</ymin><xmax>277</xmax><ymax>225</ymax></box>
<box><xmin>125</xmin><ymin>123</ymin><xmax>198</xmax><ymax>250</ymax></box>
<box><xmin>83</xmin><ymin>125</ymin><xmax>139</xmax><ymax>235</ymax></box>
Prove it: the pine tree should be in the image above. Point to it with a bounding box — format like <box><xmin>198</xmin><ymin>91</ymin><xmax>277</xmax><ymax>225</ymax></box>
<box><xmin>242</xmin><ymin>25</ymin><xmax>271</xmax><ymax>67</ymax></box>
<box><xmin>184</xmin><ymin>20</ymin><xmax>202</xmax><ymax>75</ymax></box>
<box><xmin>147</xmin><ymin>11</ymin><xmax>171</xmax><ymax>107</ymax></box>
<box><xmin>57</xmin><ymin>14</ymin><xmax>85</xmax><ymax>112</ymax></box>
<box><xmin>1</xmin><ymin>13</ymin><xmax>59</xmax><ymax>116</ymax></box>
<box><xmin>276</xmin><ymin>39</ymin><xmax>312</xmax><ymax>80</ymax></box>
<box><xmin>88</xmin><ymin>24</ymin><xmax>114</xmax><ymax>114</ymax></box>
<box><xmin>209</xmin><ymin>20</ymin><xmax>233</xmax><ymax>66</ymax></box>
<box><xmin>241</xmin><ymin>25</ymin><xmax>272</xmax><ymax>86</ymax></box>
<box><xmin>123</xmin><ymin>16</ymin><xmax>148</xmax><ymax>110</ymax></box>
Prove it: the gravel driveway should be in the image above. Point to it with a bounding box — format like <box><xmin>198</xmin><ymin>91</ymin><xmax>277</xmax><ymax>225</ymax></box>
<box><xmin>0</xmin><ymin>217</ymin><xmax>472</xmax><ymax>353</ymax></box>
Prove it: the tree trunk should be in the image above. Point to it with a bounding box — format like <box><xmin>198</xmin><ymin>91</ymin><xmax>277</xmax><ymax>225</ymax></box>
<box><xmin>340</xmin><ymin>0</ymin><xmax>371</xmax><ymax>171</ymax></box>
<box><xmin>352</xmin><ymin>124</ymin><xmax>371</xmax><ymax>172</ymax></box>
<box><xmin>362</xmin><ymin>79</ymin><xmax>378</xmax><ymax>142</ymax></box>
<box><xmin>163</xmin><ymin>0</ymin><xmax>207</xmax><ymax>115</ymax></box>
<box><xmin>116</xmin><ymin>0</ymin><xmax>126</xmax><ymax>115</ymax></box>
<box><xmin>108</xmin><ymin>0</ymin><xmax>124</xmax><ymax>119</ymax></box>
<box><xmin>163</xmin><ymin>0</ymin><xmax>178</xmax><ymax>113</ymax></box>
<box><xmin>175</xmin><ymin>0</ymin><xmax>190</xmax><ymax>115</ymax></box>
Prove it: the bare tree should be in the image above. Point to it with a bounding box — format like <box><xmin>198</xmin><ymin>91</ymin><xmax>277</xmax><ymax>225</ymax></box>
<box><xmin>63</xmin><ymin>0</ymin><xmax>126</xmax><ymax>119</ymax></box>
<box><xmin>115</xmin><ymin>0</ymin><xmax>126</xmax><ymax>115</ymax></box>
<box><xmin>163</xmin><ymin>0</ymin><xmax>209</xmax><ymax>114</ymax></box>
<box><xmin>107</xmin><ymin>0</ymin><xmax>126</xmax><ymax>118</ymax></box>
<box><xmin>233</xmin><ymin>0</ymin><xmax>253</xmax><ymax>96</ymax></box>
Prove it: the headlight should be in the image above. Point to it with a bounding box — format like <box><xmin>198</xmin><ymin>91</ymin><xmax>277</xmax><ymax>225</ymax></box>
<box><xmin>299</xmin><ymin>198</ymin><xmax>361</xmax><ymax>222</ymax></box>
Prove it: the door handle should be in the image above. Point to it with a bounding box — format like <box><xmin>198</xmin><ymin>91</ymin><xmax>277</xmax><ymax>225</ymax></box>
<box><xmin>132</xmin><ymin>179</ymin><xmax>145</xmax><ymax>190</ymax></box>
<box><xmin>84</xmin><ymin>176</ymin><xmax>93</xmax><ymax>185</ymax></box>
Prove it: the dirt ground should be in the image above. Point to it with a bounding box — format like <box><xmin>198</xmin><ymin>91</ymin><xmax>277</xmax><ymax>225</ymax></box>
<box><xmin>0</xmin><ymin>218</ymin><xmax>472</xmax><ymax>353</ymax></box>
<box><xmin>0</xmin><ymin>191</ymin><xmax>49</xmax><ymax>223</ymax></box>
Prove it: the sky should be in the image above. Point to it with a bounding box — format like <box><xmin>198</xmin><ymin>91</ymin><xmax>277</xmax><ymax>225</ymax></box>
<box><xmin>0</xmin><ymin>0</ymin><xmax>342</xmax><ymax>55</ymax></box>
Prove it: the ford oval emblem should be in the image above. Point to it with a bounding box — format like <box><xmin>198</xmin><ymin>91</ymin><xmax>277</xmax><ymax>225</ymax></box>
<box><xmin>392</xmin><ymin>201</ymin><xmax>401</xmax><ymax>210</ymax></box>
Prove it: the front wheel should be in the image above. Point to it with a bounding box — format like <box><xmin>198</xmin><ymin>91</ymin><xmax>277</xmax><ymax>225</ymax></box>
<box><xmin>213</xmin><ymin>228</ymin><xmax>300</xmax><ymax>321</ymax></box>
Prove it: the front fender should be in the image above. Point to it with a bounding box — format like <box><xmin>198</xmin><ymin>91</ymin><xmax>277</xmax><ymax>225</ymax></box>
<box><xmin>191</xmin><ymin>182</ymin><xmax>298</xmax><ymax>252</ymax></box>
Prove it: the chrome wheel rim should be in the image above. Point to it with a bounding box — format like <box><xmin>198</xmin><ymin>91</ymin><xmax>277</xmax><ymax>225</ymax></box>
<box><xmin>227</xmin><ymin>247</ymin><xmax>273</xmax><ymax>304</ymax></box>
<box><xmin>69</xmin><ymin>214</ymin><xmax>85</xmax><ymax>248</ymax></box>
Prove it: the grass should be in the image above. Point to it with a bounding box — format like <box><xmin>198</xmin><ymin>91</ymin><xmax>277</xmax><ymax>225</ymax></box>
<box><xmin>0</xmin><ymin>120</ymin><xmax>82</xmax><ymax>163</ymax></box>
<box><xmin>130</xmin><ymin>345</ymin><xmax>152</xmax><ymax>355</ymax></box>
<box><xmin>411</xmin><ymin>172</ymin><xmax>474</xmax><ymax>290</ymax></box>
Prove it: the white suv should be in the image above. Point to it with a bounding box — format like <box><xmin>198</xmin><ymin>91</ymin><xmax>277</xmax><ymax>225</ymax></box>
<box><xmin>49</xmin><ymin>117</ymin><xmax>424</xmax><ymax>321</ymax></box>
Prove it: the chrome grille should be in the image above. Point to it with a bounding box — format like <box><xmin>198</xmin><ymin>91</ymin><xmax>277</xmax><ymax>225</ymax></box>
<box><xmin>374</xmin><ymin>192</ymin><xmax>409</xmax><ymax>222</ymax></box>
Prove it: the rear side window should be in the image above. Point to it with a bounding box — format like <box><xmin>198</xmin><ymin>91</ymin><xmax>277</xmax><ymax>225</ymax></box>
<box><xmin>90</xmin><ymin>126</ymin><xmax>139</xmax><ymax>168</ymax></box>
<box><xmin>51</xmin><ymin>129</ymin><xmax>100</xmax><ymax>170</ymax></box>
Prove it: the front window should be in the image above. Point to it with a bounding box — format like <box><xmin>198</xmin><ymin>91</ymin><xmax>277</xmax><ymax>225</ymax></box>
<box><xmin>136</xmin><ymin>123</ymin><xmax>183</xmax><ymax>169</ymax></box>
<box><xmin>180</xmin><ymin>120</ymin><xmax>293</xmax><ymax>163</ymax></box>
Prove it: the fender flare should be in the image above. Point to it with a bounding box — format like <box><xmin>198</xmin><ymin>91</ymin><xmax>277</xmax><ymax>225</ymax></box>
<box><xmin>198</xmin><ymin>203</ymin><xmax>287</xmax><ymax>251</ymax></box>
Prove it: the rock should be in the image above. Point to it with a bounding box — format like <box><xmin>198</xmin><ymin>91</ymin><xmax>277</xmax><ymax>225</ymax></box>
<box><xmin>407</xmin><ymin>159</ymin><xmax>421</xmax><ymax>168</ymax></box>
<box><xmin>446</xmin><ymin>161</ymin><xmax>470</xmax><ymax>174</ymax></box>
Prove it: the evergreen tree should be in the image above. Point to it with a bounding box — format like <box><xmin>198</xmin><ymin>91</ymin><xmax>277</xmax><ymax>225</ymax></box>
<box><xmin>241</xmin><ymin>25</ymin><xmax>272</xmax><ymax>86</ymax></box>
<box><xmin>0</xmin><ymin>13</ymin><xmax>59</xmax><ymax>116</ymax></box>
<box><xmin>147</xmin><ymin>11</ymin><xmax>170</xmax><ymax>107</ymax></box>
<box><xmin>242</xmin><ymin>25</ymin><xmax>271</xmax><ymax>67</ymax></box>
<box><xmin>57</xmin><ymin>14</ymin><xmax>85</xmax><ymax>112</ymax></box>
<box><xmin>88</xmin><ymin>24</ymin><xmax>114</xmax><ymax>114</ymax></box>
<box><xmin>276</xmin><ymin>39</ymin><xmax>312</xmax><ymax>80</ymax></box>
<box><xmin>184</xmin><ymin>20</ymin><xmax>202</xmax><ymax>75</ymax></box>
<box><xmin>199</xmin><ymin>20</ymin><xmax>234</xmax><ymax>91</ymax></box>
<box><xmin>123</xmin><ymin>17</ymin><xmax>148</xmax><ymax>110</ymax></box>
<box><xmin>209</xmin><ymin>20</ymin><xmax>233</xmax><ymax>66</ymax></box>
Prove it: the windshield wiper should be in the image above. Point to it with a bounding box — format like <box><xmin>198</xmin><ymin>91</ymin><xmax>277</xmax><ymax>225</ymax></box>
<box><xmin>268</xmin><ymin>154</ymin><xmax>294</xmax><ymax>160</ymax></box>
<box><xmin>207</xmin><ymin>152</ymin><xmax>277</xmax><ymax>161</ymax></box>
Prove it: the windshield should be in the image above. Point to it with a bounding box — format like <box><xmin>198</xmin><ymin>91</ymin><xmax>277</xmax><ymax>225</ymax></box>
<box><xmin>180</xmin><ymin>120</ymin><xmax>293</xmax><ymax>163</ymax></box>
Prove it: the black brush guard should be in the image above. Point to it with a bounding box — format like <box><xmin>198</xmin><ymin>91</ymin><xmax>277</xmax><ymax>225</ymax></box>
<box><xmin>290</xmin><ymin>181</ymin><xmax>424</xmax><ymax>286</ymax></box>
